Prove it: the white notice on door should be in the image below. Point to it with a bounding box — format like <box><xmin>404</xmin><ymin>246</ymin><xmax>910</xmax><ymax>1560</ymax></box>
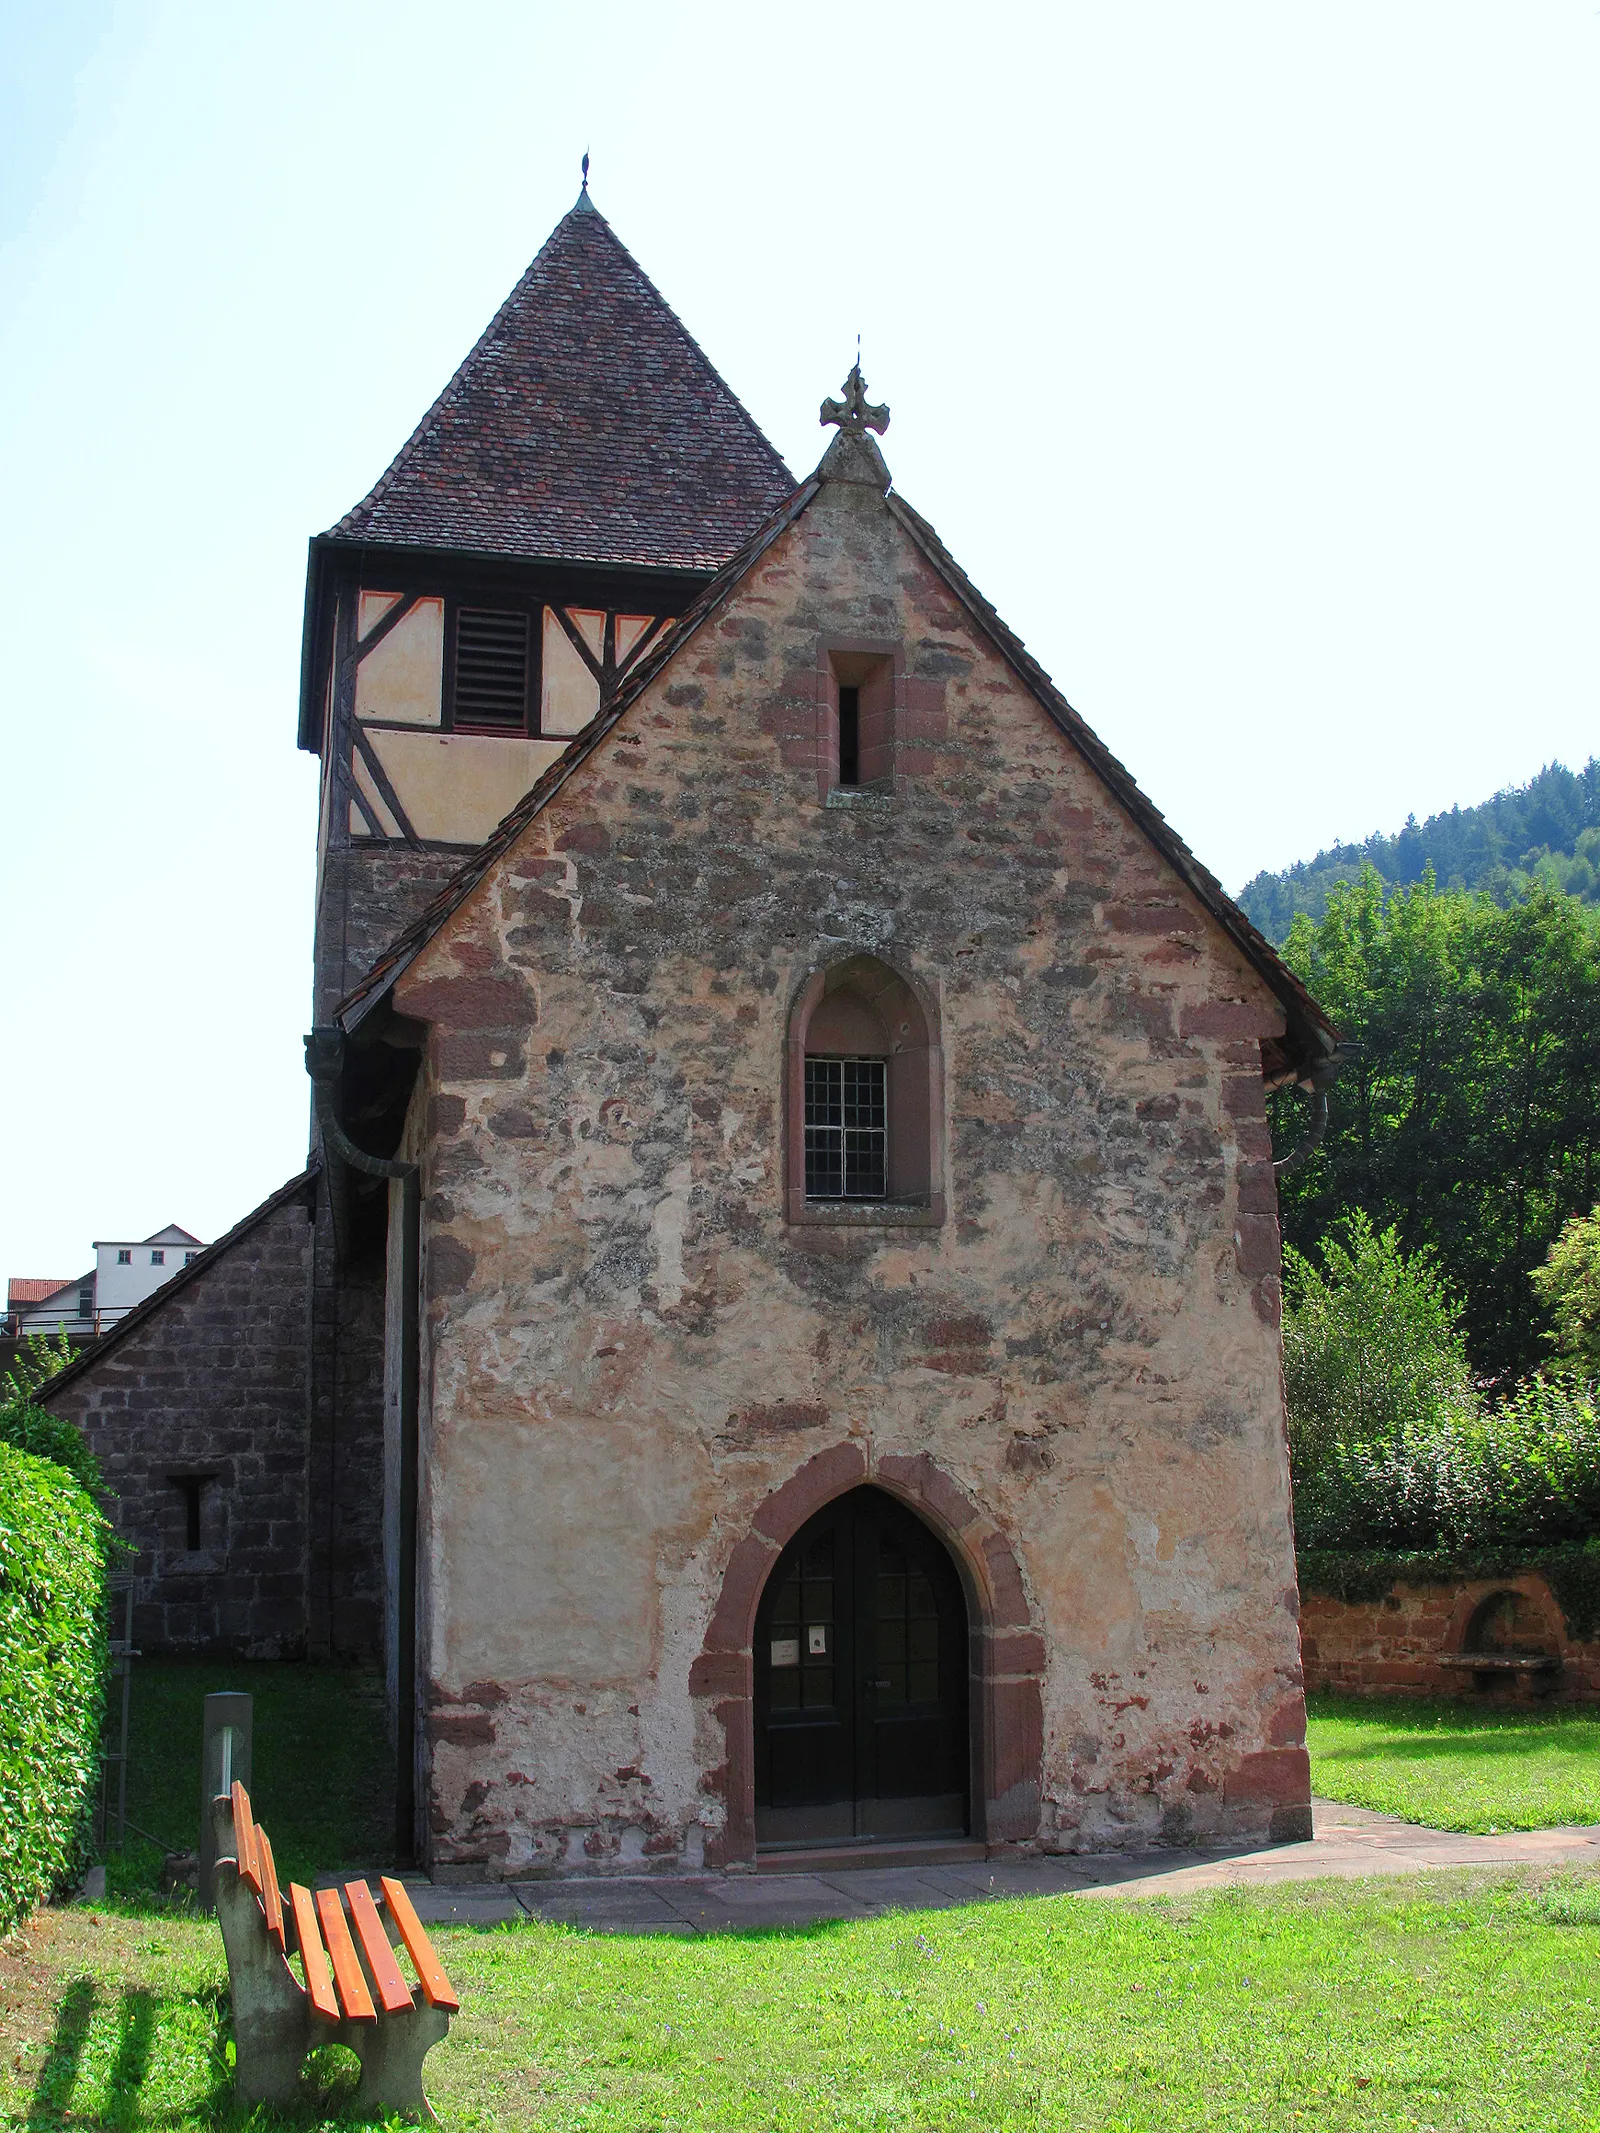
<box><xmin>770</xmin><ymin>1637</ymin><xmax>801</xmax><ymax>1668</ymax></box>
<box><xmin>807</xmin><ymin>1624</ymin><xmax>827</xmax><ymax>1655</ymax></box>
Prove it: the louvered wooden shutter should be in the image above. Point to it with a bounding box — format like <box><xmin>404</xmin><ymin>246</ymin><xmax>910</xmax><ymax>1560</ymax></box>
<box><xmin>452</xmin><ymin>608</ymin><xmax>530</xmax><ymax>731</ymax></box>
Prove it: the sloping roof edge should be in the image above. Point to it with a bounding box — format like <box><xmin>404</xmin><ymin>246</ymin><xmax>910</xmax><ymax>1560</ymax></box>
<box><xmin>36</xmin><ymin>1166</ymin><xmax>321</xmax><ymax>1406</ymax></box>
<box><xmin>332</xmin><ymin>470</ymin><xmax>1335</xmax><ymax>1076</ymax></box>
<box><xmin>884</xmin><ymin>493</ymin><xmax>1337</xmax><ymax>1073</ymax></box>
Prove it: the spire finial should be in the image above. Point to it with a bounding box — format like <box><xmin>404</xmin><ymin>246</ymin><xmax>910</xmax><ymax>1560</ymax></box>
<box><xmin>820</xmin><ymin>358</ymin><xmax>889</xmax><ymax>438</ymax></box>
<box><xmin>581</xmin><ymin>148</ymin><xmax>590</xmax><ymax>193</ymax></box>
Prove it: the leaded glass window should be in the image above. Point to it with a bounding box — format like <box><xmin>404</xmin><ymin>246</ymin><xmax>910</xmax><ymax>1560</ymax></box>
<box><xmin>804</xmin><ymin>1056</ymin><xmax>887</xmax><ymax>1200</ymax></box>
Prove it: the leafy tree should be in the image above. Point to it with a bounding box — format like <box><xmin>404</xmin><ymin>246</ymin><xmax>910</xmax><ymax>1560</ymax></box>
<box><xmin>0</xmin><ymin>1335</ymin><xmax>99</xmax><ymax>1494</ymax></box>
<box><xmin>1271</xmin><ymin>869</ymin><xmax>1600</xmax><ymax>1380</ymax></box>
<box><xmin>1533</xmin><ymin>1202</ymin><xmax>1600</xmax><ymax>1371</ymax></box>
<box><xmin>1282</xmin><ymin>1211</ymin><xmax>1474</xmax><ymax>1481</ymax></box>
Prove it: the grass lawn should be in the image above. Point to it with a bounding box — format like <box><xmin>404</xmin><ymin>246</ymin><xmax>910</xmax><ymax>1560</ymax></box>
<box><xmin>105</xmin><ymin>1660</ymin><xmax>392</xmax><ymax>1904</ymax></box>
<box><xmin>1307</xmin><ymin>1693</ymin><xmax>1600</xmax><ymax>1833</ymax></box>
<box><xmin>7</xmin><ymin>1870</ymin><xmax>1600</xmax><ymax>2130</ymax></box>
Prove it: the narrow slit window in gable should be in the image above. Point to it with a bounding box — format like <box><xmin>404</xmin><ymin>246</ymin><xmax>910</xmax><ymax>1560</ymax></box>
<box><xmin>837</xmin><ymin>686</ymin><xmax>860</xmax><ymax>787</ymax></box>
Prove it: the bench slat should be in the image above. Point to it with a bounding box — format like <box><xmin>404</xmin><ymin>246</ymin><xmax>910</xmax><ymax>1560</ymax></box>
<box><xmin>379</xmin><ymin>1876</ymin><xmax>461</xmax><ymax>2012</ymax></box>
<box><xmin>231</xmin><ymin>1780</ymin><xmax>262</xmax><ymax>1897</ymax></box>
<box><xmin>345</xmin><ymin>1880</ymin><xmax>414</xmax><ymax>2015</ymax></box>
<box><xmin>315</xmin><ymin>1887</ymin><xmax>377</xmax><ymax>2021</ymax></box>
<box><xmin>290</xmin><ymin>1882</ymin><xmax>341</xmax><ymax>2022</ymax></box>
<box><xmin>256</xmin><ymin>1828</ymin><xmax>286</xmax><ymax>1953</ymax></box>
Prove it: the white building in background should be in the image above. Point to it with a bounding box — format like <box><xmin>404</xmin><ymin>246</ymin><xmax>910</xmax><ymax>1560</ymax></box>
<box><xmin>6</xmin><ymin>1224</ymin><xmax>204</xmax><ymax>1337</ymax></box>
<box><xmin>93</xmin><ymin>1225</ymin><xmax>204</xmax><ymax>1322</ymax></box>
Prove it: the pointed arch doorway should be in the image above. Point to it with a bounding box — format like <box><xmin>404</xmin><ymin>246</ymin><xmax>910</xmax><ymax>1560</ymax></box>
<box><xmin>753</xmin><ymin>1485</ymin><xmax>969</xmax><ymax>1847</ymax></box>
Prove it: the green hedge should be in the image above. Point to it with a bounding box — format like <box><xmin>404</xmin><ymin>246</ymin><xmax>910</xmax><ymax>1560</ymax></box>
<box><xmin>1299</xmin><ymin>1539</ymin><xmax>1600</xmax><ymax>1641</ymax></box>
<box><xmin>0</xmin><ymin>1444</ymin><xmax>108</xmax><ymax>1931</ymax></box>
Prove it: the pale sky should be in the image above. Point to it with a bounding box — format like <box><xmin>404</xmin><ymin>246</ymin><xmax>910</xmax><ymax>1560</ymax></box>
<box><xmin>4</xmin><ymin>1</ymin><xmax>1597</xmax><ymax>1282</ymax></box>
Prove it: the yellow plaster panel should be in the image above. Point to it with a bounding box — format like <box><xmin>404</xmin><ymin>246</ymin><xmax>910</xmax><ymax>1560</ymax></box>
<box><xmin>355</xmin><ymin>597</ymin><xmax>444</xmax><ymax>726</ymax></box>
<box><xmin>367</xmin><ymin>728</ymin><xmax>566</xmax><ymax>845</ymax></box>
<box><xmin>358</xmin><ymin>589</ymin><xmax>403</xmax><ymax>639</ymax></box>
<box><xmin>615</xmin><ymin>614</ymin><xmax>657</xmax><ymax>666</ymax></box>
<box><xmin>541</xmin><ymin>610</ymin><xmax>601</xmax><ymax>736</ymax></box>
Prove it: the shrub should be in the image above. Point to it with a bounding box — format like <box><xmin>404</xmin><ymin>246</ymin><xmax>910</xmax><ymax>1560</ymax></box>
<box><xmin>0</xmin><ymin>1444</ymin><xmax>109</xmax><ymax>1931</ymax></box>
<box><xmin>0</xmin><ymin>1335</ymin><xmax>99</xmax><ymax>1494</ymax></box>
<box><xmin>1293</xmin><ymin>1373</ymin><xmax>1600</xmax><ymax>1553</ymax></box>
<box><xmin>1283</xmin><ymin>1211</ymin><xmax>1476</xmax><ymax>1479</ymax></box>
<box><xmin>1533</xmin><ymin>1202</ymin><xmax>1600</xmax><ymax>1372</ymax></box>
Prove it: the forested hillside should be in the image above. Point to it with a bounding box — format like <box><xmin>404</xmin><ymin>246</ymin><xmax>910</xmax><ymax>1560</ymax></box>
<box><xmin>1269</xmin><ymin>873</ymin><xmax>1600</xmax><ymax>1383</ymax></box>
<box><xmin>1238</xmin><ymin>758</ymin><xmax>1600</xmax><ymax>942</ymax></box>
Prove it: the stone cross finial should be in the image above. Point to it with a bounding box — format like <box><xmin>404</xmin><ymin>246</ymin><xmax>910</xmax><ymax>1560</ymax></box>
<box><xmin>820</xmin><ymin>363</ymin><xmax>890</xmax><ymax>437</ymax></box>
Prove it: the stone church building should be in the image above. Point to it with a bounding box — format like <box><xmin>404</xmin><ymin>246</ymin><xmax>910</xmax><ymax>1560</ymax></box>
<box><xmin>44</xmin><ymin>186</ymin><xmax>1339</xmax><ymax>1876</ymax></box>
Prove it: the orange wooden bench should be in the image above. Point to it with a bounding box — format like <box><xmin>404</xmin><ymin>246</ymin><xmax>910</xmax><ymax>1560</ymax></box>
<box><xmin>209</xmin><ymin>1780</ymin><xmax>459</xmax><ymax>2119</ymax></box>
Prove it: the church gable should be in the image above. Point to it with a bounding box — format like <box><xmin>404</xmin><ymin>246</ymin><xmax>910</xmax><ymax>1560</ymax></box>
<box><xmin>388</xmin><ymin>448</ymin><xmax>1314</xmax><ymax>1097</ymax></box>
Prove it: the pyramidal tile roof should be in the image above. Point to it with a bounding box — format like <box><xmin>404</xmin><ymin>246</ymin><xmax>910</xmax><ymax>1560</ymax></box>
<box><xmin>323</xmin><ymin>194</ymin><xmax>796</xmax><ymax>574</ymax></box>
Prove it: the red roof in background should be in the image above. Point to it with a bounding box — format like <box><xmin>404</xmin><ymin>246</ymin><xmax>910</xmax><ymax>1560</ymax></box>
<box><xmin>8</xmin><ymin>1278</ymin><xmax>76</xmax><ymax>1306</ymax></box>
<box><xmin>323</xmin><ymin>194</ymin><xmax>795</xmax><ymax>574</ymax></box>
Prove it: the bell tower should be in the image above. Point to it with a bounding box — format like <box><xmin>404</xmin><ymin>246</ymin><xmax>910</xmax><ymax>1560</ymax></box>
<box><xmin>295</xmin><ymin>186</ymin><xmax>794</xmax><ymax>1023</ymax></box>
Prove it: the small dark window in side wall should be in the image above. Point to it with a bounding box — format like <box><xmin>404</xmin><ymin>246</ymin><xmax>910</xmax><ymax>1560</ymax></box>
<box><xmin>116</xmin><ymin>1249</ymin><xmax>131</xmax><ymax>1265</ymax></box>
<box><xmin>452</xmin><ymin>608</ymin><xmax>531</xmax><ymax>732</ymax></box>
<box><xmin>168</xmin><ymin>1473</ymin><xmax>215</xmax><ymax>1552</ymax></box>
<box><xmin>151</xmin><ymin>1250</ymin><xmax>164</xmax><ymax>1266</ymax></box>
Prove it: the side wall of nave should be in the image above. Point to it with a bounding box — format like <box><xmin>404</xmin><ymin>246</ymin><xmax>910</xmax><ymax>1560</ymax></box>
<box><xmin>40</xmin><ymin>1172</ymin><xmax>388</xmax><ymax>1664</ymax></box>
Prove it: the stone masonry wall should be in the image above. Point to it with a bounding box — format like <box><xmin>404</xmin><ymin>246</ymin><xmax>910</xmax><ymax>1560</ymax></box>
<box><xmin>315</xmin><ymin>845</ymin><xmax>469</xmax><ymax>1025</ymax></box>
<box><xmin>1301</xmin><ymin>1574</ymin><xmax>1600</xmax><ymax>1702</ymax></box>
<box><xmin>43</xmin><ymin>1176</ymin><xmax>318</xmax><ymax>1657</ymax></box>
<box><xmin>393</xmin><ymin>461</ymin><xmax>1312</xmax><ymax>1878</ymax></box>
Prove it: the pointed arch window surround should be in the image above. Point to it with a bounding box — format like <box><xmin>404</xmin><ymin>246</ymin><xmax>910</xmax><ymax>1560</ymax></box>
<box><xmin>785</xmin><ymin>955</ymin><xmax>945</xmax><ymax>1228</ymax></box>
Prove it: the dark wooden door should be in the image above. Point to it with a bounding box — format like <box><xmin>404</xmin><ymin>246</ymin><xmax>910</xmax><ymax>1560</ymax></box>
<box><xmin>753</xmin><ymin>1486</ymin><xmax>968</xmax><ymax>1846</ymax></box>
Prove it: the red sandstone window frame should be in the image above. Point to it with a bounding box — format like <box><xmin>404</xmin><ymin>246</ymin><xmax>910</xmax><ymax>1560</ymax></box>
<box><xmin>813</xmin><ymin>639</ymin><xmax>904</xmax><ymax>803</ymax></box>
<box><xmin>784</xmin><ymin>954</ymin><xmax>946</xmax><ymax>1228</ymax></box>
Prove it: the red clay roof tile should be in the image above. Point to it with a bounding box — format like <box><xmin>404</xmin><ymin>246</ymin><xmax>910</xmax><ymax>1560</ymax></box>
<box><xmin>324</xmin><ymin>196</ymin><xmax>794</xmax><ymax>573</ymax></box>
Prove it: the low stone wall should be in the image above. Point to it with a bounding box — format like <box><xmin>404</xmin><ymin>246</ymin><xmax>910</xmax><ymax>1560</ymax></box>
<box><xmin>1300</xmin><ymin>1570</ymin><xmax>1600</xmax><ymax>1702</ymax></box>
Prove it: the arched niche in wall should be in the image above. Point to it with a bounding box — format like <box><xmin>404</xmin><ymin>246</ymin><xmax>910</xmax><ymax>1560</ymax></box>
<box><xmin>784</xmin><ymin>952</ymin><xmax>945</xmax><ymax>1226</ymax></box>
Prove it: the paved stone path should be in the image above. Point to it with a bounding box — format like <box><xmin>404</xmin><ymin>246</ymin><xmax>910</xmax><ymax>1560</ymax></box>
<box><xmin>402</xmin><ymin>1799</ymin><xmax>1600</xmax><ymax>1935</ymax></box>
